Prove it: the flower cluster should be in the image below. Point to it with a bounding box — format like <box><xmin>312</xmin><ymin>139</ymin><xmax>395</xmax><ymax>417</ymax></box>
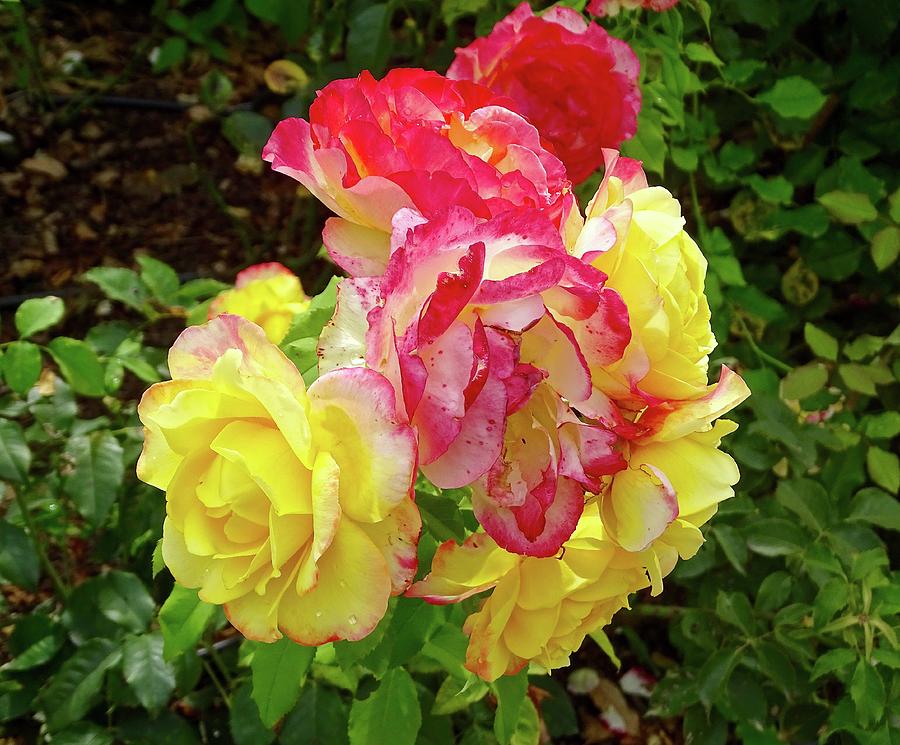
<box><xmin>138</xmin><ymin>3</ymin><xmax>747</xmax><ymax>682</ymax></box>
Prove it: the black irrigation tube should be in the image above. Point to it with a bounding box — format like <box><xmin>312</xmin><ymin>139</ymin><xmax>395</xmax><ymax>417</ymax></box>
<box><xmin>46</xmin><ymin>93</ymin><xmax>255</xmax><ymax>114</ymax></box>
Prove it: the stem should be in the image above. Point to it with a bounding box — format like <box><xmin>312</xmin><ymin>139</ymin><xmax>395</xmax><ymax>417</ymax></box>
<box><xmin>733</xmin><ymin>312</ymin><xmax>793</xmax><ymax>373</ymax></box>
<box><xmin>206</xmin><ymin>641</ymin><xmax>234</xmax><ymax>687</ymax></box>
<box><xmin>201</xmin><ymin>658</ymin><xmax>232</xmax><ymax>708</ymax></box>
<box><xmin>13</xmin><ymin>483</ymin><xmax>69</xmax><ymax>599</ymax></box>
<box><xmin>629</xmin><ymin>604</ymin><xmax>688</xmax><ymax>619</ymax></box>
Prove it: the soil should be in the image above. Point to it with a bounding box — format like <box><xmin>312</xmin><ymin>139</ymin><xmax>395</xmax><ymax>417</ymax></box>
<box><xmin>1</xmin><ymin>1</ymin><xmax>334</xmax><ymax>341</ymax></box>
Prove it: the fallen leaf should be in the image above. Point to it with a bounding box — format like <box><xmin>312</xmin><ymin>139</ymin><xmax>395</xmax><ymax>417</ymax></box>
<box><xmin>22</xmin><ymin>152</ymin><xmax>67</xmax><ymax>180</ymax></box>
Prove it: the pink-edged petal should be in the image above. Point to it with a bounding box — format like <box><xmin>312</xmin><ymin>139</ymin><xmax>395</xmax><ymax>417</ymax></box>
<box><xmin>323</xmin><ymin>218</ymin><xmax>392</xmax><ymax>277</ymax></box>
<box><xmin>558</xmin><ymin>419</ymin><xmax>625</xmax><ymax>492</ymax></box>
<box><xmin>307</xmin><ymin>367</ymin><xmax>417</xmax><ymax>523</ymax></box>
<box><xmin>421</xmin><ymin>371</ymin><xmax>507</xmax><ymax>488</ymax></box>
<box><xmin>412</xmin><ymin>321</ymin><xmax>473</xmax><ymax>464</ymax></box>
<box><xmin>463</xmin><ymin>317</ymin><xmax>491</xmax><ymax>408</ymax></box>
<box><xmin>520</xmin><ymin>313</ymin><xmax>592</xmax><ymax>404</ymax></box>
<box><xmin>317</xmin><ymin>277</ymin><xmax>382</xmax><ymax>375</ymax></box>
<box><xmin>636</xmin><ymin>366</ymin><xmax>750</xmax><ymax>443</ymax></box>
<box><xmin>418</xmin><ymin>241</ymin><xmax>486</xmax><ymax>345</ymax></box>
<box><xmin>358</xmin><ymin>497</ymin><xmax>422</xmax><ymax>595</ymax></box>
<box><xmin>234</xmin><ymin>262</ymin><xmax>294</xmax><ymax>287</ymax></box>
<box><xmin>571</xmin><ymin>286</ymin><xmax>632</xmax><ymax>371</ymax></box>
<box><xmin>474</xmin><ymin>256</ymin><xmax>566</xmax><ymax>304</ymax></box>
<box><xmin>407</xmin><ymin>532</ymin><xmax>518</xmax><ymax>604</ymax></box>
<box><xmin>473</xmin><ymin>473</ymin><xmax>585</xmax><ymax>557</ymax></box>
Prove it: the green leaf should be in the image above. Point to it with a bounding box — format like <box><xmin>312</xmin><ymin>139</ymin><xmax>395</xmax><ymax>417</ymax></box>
<box><xmin>509</xmin><ymin>697</ymin><xmax>540</xmax><ymax>745</ymax></box>
<box><xmin>863</xmin><ymin>412</ymin><xmax>900</xmax><ymax>440</ymax></box>
<box><xmin>123</xmin><ymin>633</ymin><xmax>176</xmax><ymax>710</ymax></box>
<box><xmin>848</xmin><ymin>488</ymin><xmax>900</xmax><ymax>531</ymax></box>
<box><xmin>813</xmin><ymin>578</ymin><xmax>850</xmax><ymax>627</ymax></box>
<box><xmin>62</xmin><ymin>431</ymin><xmax>124</xmax><ymax>526</ymax></box>
<box><xmin>222</xmin><ymin>111</ymin><xmax>274</xmax><ymax>158</ymax></box>
<box><xmin>757</xmin><ymin>76</ymin><xmax>826</xmax><ymax>119</ymax></box>
<box><xmin>839</xmin><ymin>363</ymin><xmax>880</xmax><ymax>396</ymax></box>
<box><xmin>871</xmin><ymin>226</ymin><xmax>899</xmax><ymax>271</ymax></box>
<box><xmin>280</xmin><ymin>682</ymin><xmax>349</xmax><ymax>745</ymax></box>
<box><xmin>811</xmin><ymin>648</ymin><xmax>857</xmax><ymax>680</ymax></box>
<box><xmin>441</xmin><ymin>0</ymin><xmax>490</xmax><ymax>24</ymax></box>
<box><xmin>775</xmin><ymin>478</ymin><xmax>829</xmax><ymax>532</ymax></box>
<box><xmin>844</xmin><ymin>334</ymin><xmax>884</xmax><ymax>362</ymax></box>
<box><xmin>83</xmin><ymin>267</ymin><xmax>150</xmax><ymax>311</ymax></box>
<box><xmin>47</xmin><ymin>337</ymin><xmax>106</xmax><ymax>397</ymax></box>
<box><xmin>781</xmin><ymin>363</ymin><xmax>828</xmax><ymax>400</ymax></box>
<box><xmin>159</xmin><ymin>584</ymin><xmax>217</xmax><ymax>660</ymax></box>
<box><xmin>746</xmin><ymin>518</ymin><xmax>807</xmax><ymax>556</ymax></box>
<box><xmin>867</xmin><ymin>447</ymin><xmax>899</xmax><ymax>494</ymax></box>
<box><xmin>40</xmin><ymin>638</ymin><xmax>122</xmax><ymax>731</ymax></box>
<box><xmin>588</xmin><ymin>628</ymin><xmax>622</xmax><ymax>669</ymax></box>
<box><xmin>755</xmin><ymin>571</ymin><xmax>792</xmax><ymax>613</ymax></box>
<box><xmin>697</xmin><ymin>648</ymin><xmax>741</xmax><ymax>708</ymax></box>
<box><xmin>850</xmin><ymin>659</ymin><xmax>885</xmax><ymax>727</ymax></box>
<box><xmin>231</xmin><ymin>682</ymin><xmax>276</xmax><ymax>745</ymax></box>
<box><xmin>0</xmin><ymin>418</ymin><xmax>31</xmax><ymax>482</ymax></box>
<box><xmin>621</xmin><ymin>109</ymin><xmax>666</xmax><ymax>176</ymax></box>
<box><xmin>432</xmin><ymin>675</ymin><xmax>489</xmax><ymax>715</ymax></box>
<box><xmin>152</xmin><ymin>539</ymin><xmax>166</xmax><ymax>577</ymax></box>
<box><xmin>748</xmin><ymin>174</ymin><xmax>794</xmax><ymax>205</ymax></box>
<box><xmin>153</xmin><ymin>36</ymin><xmax>187</xmax><ymax>73</ymax></box>
<box><xmin>250</xmin><ymin>637</ymin><xmax>316</xmax><ymax>728</ymax></box>
<box><xmin>93</xmin><ymin>570</ymin><xmax>155</xmax><ymax>633</ymax></box>
<box><xmin>492</xmin><ymin>669</ymin><xmax>528</xmax><ymax>745</ymax></box>
<box><xmin>2</xmin><ymin>340</ymin><xmax>42</xmax><ymax>395</ymax></box>
<box><xmin>416</xmin><ymin>490</ymin><xmax>469</xmax><ymax>542</ymax></box>
<box><xmin>137</xmin><ymin>255</ymin><xmax>180</xmax><ymax>304</ymax></box>
<box><xmin>282</xmin><ymin>276</ymin><xmax>340</xmax><ymax>384</ymax></box>
<box><xmin>0</xmin><ymin>520</ymin><xmax>39</xmax><ymax>589</ymax></box>
<box><xmin>346</xmin><ymin>4</ymin><xmax>393</xmax><ymax>76</ymax></box>
<box><xmin>3</xmin><ymin>615</ymin><xmax>65</xmax><ymax>672</ymax></box>
<box><xmin>818</xmin><ymin>191</ymin><xmax>878</xmax><ymax>224</ymax></box>
<box><xmin>51</xmin><ymin>722</ymin><xmax>115</xmax><ymax>745</ymax></box>
<box><xmin>348</xmin><ymin>667</ymin><xmax>421</xmax><ymax>745</ymax></box>
<box><xmin>713</xmin><ymin>524</ymin><xmax>747</xmax><ymax>575</ymax></box>
<box><xmin>715</xmin><ymin>591</ymin><xmax>755</xmax><ymax>635</ymax></box>
<box><xmin>14</xmin><ymin>295</ymin><xmax>64</xmax><ymax>338</ymax></box>
<box><xmin>684</xmin><ymin>41</ymin><xmax>722</xmax><ymax>66</ymax></box>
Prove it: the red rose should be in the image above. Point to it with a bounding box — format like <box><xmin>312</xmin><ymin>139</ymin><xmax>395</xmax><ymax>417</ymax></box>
<box><xmin>448</xmin><ymin>3</ymin><xmax>641</xmax><ymax>184</ymax></box>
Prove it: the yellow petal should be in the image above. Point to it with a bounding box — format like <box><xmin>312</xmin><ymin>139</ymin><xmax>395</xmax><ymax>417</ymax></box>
<box><xmin>278</xmin><ymin>519</ymin><xmax>392</xmax><ymax>644</ymax></box>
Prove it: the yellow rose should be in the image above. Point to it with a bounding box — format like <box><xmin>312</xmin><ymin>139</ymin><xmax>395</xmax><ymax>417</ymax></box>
<box><xmin>600</xmin><ymin>418</ymin><xmax>741</xmax><ymax>592</ymax></box>
<box><xmin>208</xmin><ymin>262</ymin><xmax>309</xmax><ymax>344</ymax></box>
<box><xmin>408</xmin><ymin>507</ymin><xmax>648</xmax><ymax>681</ymax></box>
<box><xmin>138</xmin><ymin>314</ymin><xmax>419</xmax><ymax>644</ymax></box>
<box><xmin>569</xmin><ymin>154</ymin><xmax>715</xmax><ymax>406</ymax></box>
<box><xmin>562</xmin><ymin>154</ymin><xmax>750</xmax><ymax>584</ymax></box>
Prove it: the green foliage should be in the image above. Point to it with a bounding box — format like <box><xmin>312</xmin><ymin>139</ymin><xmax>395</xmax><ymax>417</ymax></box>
<box><xmin>2</xmin><ymin>1</ymin><xmax>898</xmax><ymax>744</ymax></box>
